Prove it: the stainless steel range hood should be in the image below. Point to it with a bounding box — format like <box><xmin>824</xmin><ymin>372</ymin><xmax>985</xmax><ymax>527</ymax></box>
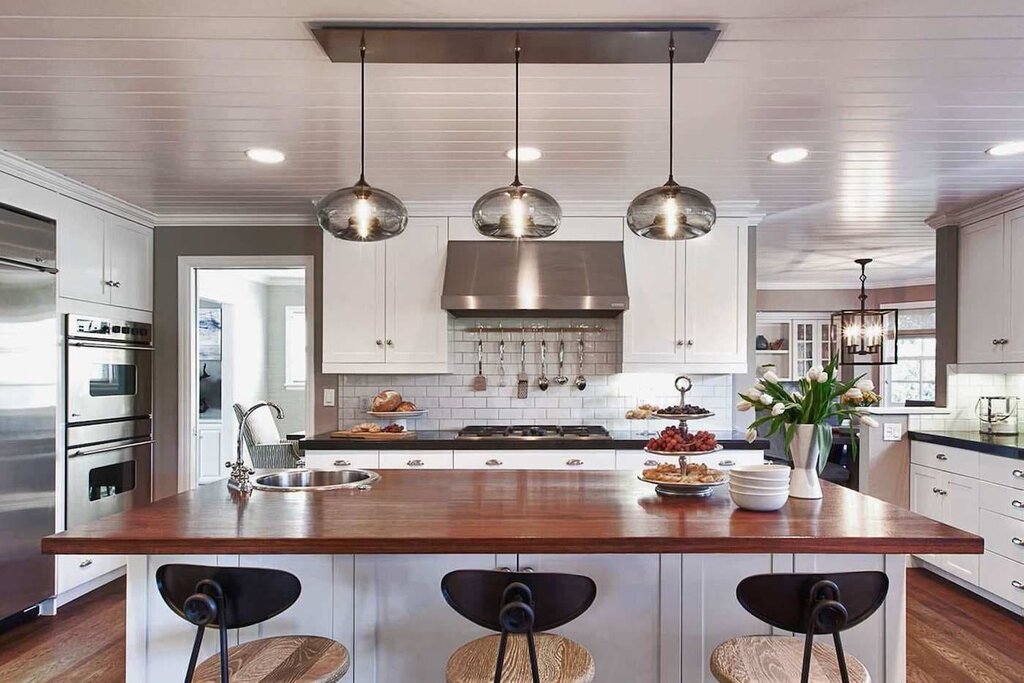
<box><xmin>442</xmin><ymin>241</ymin><xmax>629</xmax><ymax>317</ymax></box>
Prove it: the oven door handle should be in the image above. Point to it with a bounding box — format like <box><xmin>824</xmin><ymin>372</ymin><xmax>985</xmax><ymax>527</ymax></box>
<box><xmin>70</xmin><ymin>439</ymin><xmax>154</xmax><ymax>458</ymax></box>
<box><xmin>68</xmin><ymin>340</ymin><xmax>154</xmax><ymax>352</ymax></box>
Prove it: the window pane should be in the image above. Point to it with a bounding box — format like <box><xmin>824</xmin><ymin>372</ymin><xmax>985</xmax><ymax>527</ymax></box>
<box><xmin>897</xmin><ymin>338</ymin><xmax>922</xmax><ymax>357</ymax></box>
<box><xmin>892</xmin><ymin>360</ymin><xmax>921</xmax><ymax>382</ymax></box>
<box><xmin>897</xmin><ymin>308</ymin><xmax>935</xmax><ymax>331</ymax></box>
<box><xmin>921</xmin><ymin>338</ymin><xmax>936</xmax><ymax>356</ymax></box>
<box><xmin>921</xmin><ymin>383</ymin><xmax>936</xmax><ymax>400</ymax></box>
<box><xmin>891</xmin><ymin>382</ymin><xmax>921</xmax><ymax>404</ymax></box>
<box><xmin>923</xmin><ymin>361</ymin><xmax>936</xmax><ymax>382</ymax></box>
<box><xmin>285</xmin><ymin>306</ymin><xmax>306</xmax><ymax>386</ymax></box>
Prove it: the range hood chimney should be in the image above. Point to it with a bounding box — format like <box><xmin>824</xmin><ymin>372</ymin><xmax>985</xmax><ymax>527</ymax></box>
<box><xmin>442</xmin><ymin>241</ymin><xmax>629</xmax><ymax>317</ymax></box>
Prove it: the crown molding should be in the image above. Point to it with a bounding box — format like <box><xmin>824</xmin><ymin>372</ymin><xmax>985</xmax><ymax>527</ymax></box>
<box><xmin>0</xmin><ymin>149</ymin><xmax>156</xmax><ymax>227</ymax></box>
<box><xmin>756</xmin><ymin>277</ymin><xmax>936</xmax><ymax>291</ymax></box>
<box><xmin>926</xmin><ymin>186</ymin><xmax>1024</xmax><ymax>229</ymax></box>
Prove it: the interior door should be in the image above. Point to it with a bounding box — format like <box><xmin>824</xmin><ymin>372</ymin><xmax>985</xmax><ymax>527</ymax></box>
<box><xmin>958</xmin><ymin>214</ymin><xmax>1006</xmax><ymax>363</ymax></box>
<box><xmin>683</xmin><ymin>220</ymin><xmax>747</xmax><ymax>364</ymax></box>
<box><xmin>384</xmin><ymin>218</ymin><xmax>448</xmax><ymax>365</ymax></box>
<box><xmin>322</xmin><ymin>233</ymin><xmax>386</xmax><ymax>366</ymax></box>
<box><xmin>621</xmin><ymin>230</ymin><xmax>679</xmax><ymax>364</ymax></box>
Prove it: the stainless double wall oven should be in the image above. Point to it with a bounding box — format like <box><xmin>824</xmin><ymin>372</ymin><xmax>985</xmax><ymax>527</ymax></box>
<box><xmin>65</xmin><ymin>314</ymin><xmax>153</xmax><ymax>528</ymax></box>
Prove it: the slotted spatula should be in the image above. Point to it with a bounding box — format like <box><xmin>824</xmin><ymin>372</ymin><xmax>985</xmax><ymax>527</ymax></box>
<box><xmin>516</xmin><ymin>338</ymin><xmax>529</xmax><ymax>399</ymax></box>
<box><xmin>472</xmin><ymin>338</ymin><xmax>486</xmax><ymax>391</ymax></box>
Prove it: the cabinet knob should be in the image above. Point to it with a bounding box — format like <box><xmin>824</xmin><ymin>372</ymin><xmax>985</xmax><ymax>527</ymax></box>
<box><xmin>644</xmin><ymin>459</ymin><xmax>659</xmax><ymax>467</ymax></box>
<box><xmin>334</xmin><ymin>460</ymin><xmax>351</xmax><ymax>467</ymax></box>
<box><xmin>375</xmin><ymin>339</ymin><xmax>383</xmax><ymax>347</ymax></box>
<box><xmin>386</xmin><ymin>339</ymin><xmax>394</xmax><ymax>347</ymax></box>
<box><xmin>406</xmin><ymin>459</ymin><xmax>424</xmax><ymax>467</ymax></box>
<box><xmin>994</xmin><ymin>339</ymin><xmax>1001</xmax><ymax>345</ymax></box>
<box><xmin>485</xmin><ymin>459</ymin><xmax>503</xmax><ymax>467</ymax></box>
<box><xmin>1013</xmin><ymin>469</ymin><xmax>1024</xmax><ymax>478</ymax></box>
<box><xmin>104</xmin><ymin>280</ymin><xmax>115</xmax><ymax>287</ymax></box>
<box><xmin>521</xmin><ymin>566</ymin><xmax>535</xmax><ymax>573</ymax></box>
<box><xmin>1013</xmin><ymin>580</ymin><xmax>1024</xmax><ymax>590</ymax></box>
<box><xmin>565</xmin><ymin>458</ymin><xmax>584</xmax><ymax>466</ymax></box>
<box><xmin>78</xmin><ymin>559</ymin><xmax>93</xmax><ymax>568</ymax></box>
<box><xmin>1012</xmin><ymin>537</ymin><xmax>1024</xmax><ymax>547</ymax></box>
<box><xmin>687</xmin><ymin>339</ymin><xmax>694</xmax><ymax>346</ymax></box>
<box><xmin>1013</xmin><ymin>500</ymin><xmax>1024</xmax><ymax>509</ymax></box>
<box><xmin>113</xmin><ymin>281</ymin><xmax>121</xmax><ymax>287</ymax></box>
<box><xmin>935</xmin><ymin>453</ymin><xmax>948</xmax><ymax>461</ymax></box>
<box><xmin>497</xmin><ymin>566</ymin><xmax>512</xmax><ymax>572</ymax></box>
<box><xmin>676</xmin><ymin>340</ymin><xmax>685</xmax><ymax>347</ymax></box>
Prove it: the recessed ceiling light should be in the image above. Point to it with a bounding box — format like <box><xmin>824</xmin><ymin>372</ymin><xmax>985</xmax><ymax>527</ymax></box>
<box><xmin>505</xmin><ymin>146</ymin><xmax>542</xmax><ymax>162</ymax></box>
<box><xmin>986</xmin><ymin>141</ymin><xmax>1024</xmax><ymax>157</ymax></box>
<box><xmin>245</xmin><ymin>147</ymin><xmax>285</xmax><ymax>164</ymax></box>
<box><xmin>768</xmin><ymin>147</ymin><xmax>809</xmax><ymax>164</ymax></box>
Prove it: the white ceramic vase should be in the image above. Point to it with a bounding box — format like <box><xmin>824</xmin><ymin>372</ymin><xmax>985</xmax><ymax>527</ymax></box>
<box><xmin>788</xmin><ymin>423</ymin><xmax>823</xmax><ymax>499</ymax></box>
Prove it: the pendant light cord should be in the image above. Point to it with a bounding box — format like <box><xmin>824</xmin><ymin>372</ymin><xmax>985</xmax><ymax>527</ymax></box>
<box><xmin>359</xmin><ymin>40</ymin><xmax>366</xmax><ymax>184</ymax></box>
<box><xmin>514</xmin><ymin>41</ymin><xmax>521</xmax><ymax>185</ymax></box>
<box><xmin>668</xmin><ymin>37</ymin><xmax>675</xmax><ymax>183</ymax></box>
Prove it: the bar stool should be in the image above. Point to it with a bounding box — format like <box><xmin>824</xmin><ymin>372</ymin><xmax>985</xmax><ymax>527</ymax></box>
<box><xmin>710</xmin><ymin>571</ymin><xmax>889</xmax><ymax>683</ymax></box>
<box><xmin>441</xmin><ymin>569</ymin><xmax>597</xmax><ymax>683</ymax></box>
<box><xmin>156</xmin><ymin>564</ymin><xmax>350</xmax><ymax>683</ymax></box>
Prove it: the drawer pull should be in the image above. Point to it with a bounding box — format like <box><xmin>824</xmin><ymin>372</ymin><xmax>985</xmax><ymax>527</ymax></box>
<box><xmin>565</xmin><ymin>458</ymin><xmax>584</xmax><ymax>466</ymax></box>
<box><xmin>485</xmin><ymin>459</ymin><xmax>503</xmax><ymax>467</ymax></box>
<box><xmin>334</xmin><ymin>460</ymin><xmax>351</xmax><ymax>467</ymax></box>
<box><xmin>1013</xmin><ymin>469</ymin><xmax>1024</xmax><ymax>478</ymax></box>
<box><xmin>644</xmin><ymin>459</ymin><xmax>659</xmax><ymax>467</ymax></box>
<box><xmin>935</xmin><ymin>453</ymin><xmax>948</xmax><ymax>461</ymax></box>
<box><xmin>406</xmin><ymin>459</ymin><xmax>424</xmax><ymax>467</ymax></box>
<box><xmin>78</xmin><ymin>559</ymin><xmax>93</xmax><ymax>568</ymax></box>
<box><xmin>718</xmin><ymin>459</ymin><xmax>736</xmax><ymax>467</ymax></box>
<box><xmin>1013</xmin><ymin>580</ymin><xmax>1024</xmax><ymax>591</ymax></box>
<box><xmin>1012</xmin><ymin>537</ymin><xmax>1024</xmax><ymax>547</ymax></box>
<box><xmin>1013</xmin><ymin>500</ymin><xmax>1024</xmax><ymax>509</ymax></box>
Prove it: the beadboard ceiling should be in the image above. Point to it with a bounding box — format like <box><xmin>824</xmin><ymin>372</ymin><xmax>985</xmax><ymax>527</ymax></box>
<box><xmin>3</xmin><ymin>1</ymin><xmax>1024</xmax><ymax>288</ymax></box>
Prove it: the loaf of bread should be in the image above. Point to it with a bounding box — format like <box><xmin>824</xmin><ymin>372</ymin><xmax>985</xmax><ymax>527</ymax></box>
<box><xmin>370</xmin><ymin>390</ymin><xmax>402</xmax><ymax>412</ymax></box>
<box><xmin>395</xmin><ymin>401</ymin><xmax>417</xmax><ymax>412</ymax></box>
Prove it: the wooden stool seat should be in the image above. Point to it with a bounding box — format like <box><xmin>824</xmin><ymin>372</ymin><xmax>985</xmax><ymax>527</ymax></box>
<box><xmin>446</xmin><ymin>633</ymin><xmax>595</xmax><ymax>683</ymax></box>
<box><xmin>711</xmin><ymin>636</ymin><xmax>870</xmax><ymax>683</ymax></box>
<box><xmin>193</xmin><ymin>636</ymin><xmax>349</xmax><ymax>683</ymax></box>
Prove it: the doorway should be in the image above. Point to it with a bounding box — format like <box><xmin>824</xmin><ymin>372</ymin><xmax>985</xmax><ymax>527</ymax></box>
<box><xmin>177</xmin><ymin>257</ymin><xmax>313</xmax><ymax>490</ymax></box>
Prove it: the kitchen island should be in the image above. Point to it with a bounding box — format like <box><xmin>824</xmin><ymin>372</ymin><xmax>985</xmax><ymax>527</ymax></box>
<box><xmin>44</xmin><ymin>470</ymin><xmax>981</xmax><ymax>683</ymax></box>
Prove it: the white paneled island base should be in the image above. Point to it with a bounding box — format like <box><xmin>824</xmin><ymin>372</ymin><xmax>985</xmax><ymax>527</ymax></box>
<box><xmin>126</xmin><ymin>552</ymin><xmax>907</xmax><ymax>683</ymax></box>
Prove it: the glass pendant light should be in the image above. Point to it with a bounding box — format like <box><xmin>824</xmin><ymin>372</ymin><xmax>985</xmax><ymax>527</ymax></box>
<box><xmin>626</xmin><ymin>39</ymin><xmax>716</xmax><ymax>240</ymax></box>
<box><xmin>473</xmin><ymin>43</ymin><xmax>561</xmax><ymax>239</ymax></box>
<box><xmin>831</xmin><ymin>259</ymin><xmax>899</xmax><ymax>366</ymax></box>
<box><xmin>316</xmin><ymin>42</ymin><xmax>407</xmax><ymax>241</ymax></box>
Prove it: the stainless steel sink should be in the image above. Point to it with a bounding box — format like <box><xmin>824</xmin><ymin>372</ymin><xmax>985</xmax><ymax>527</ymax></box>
<box><xmin>252</xmin><ymin>468</ymin><xmax>380</xmax><ymax>492</ymax></box>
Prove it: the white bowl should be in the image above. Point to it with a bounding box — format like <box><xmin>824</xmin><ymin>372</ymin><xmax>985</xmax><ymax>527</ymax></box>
<box><xmin>729</xmin><ymin>488</ymin><xmax>789</xmax><ymax>512</ymax></box>
<box><xmin>730</xmin><ymin>464</ymin><xmax>791</xmax><ymax>480</ymax></box>
<box><xmin>729</xmin><ymin>480</ymin><xmax>790</xmax><ymax>494</ymax></box>
<box><xmin>729</xmin><ymin>474</ymin><xmax>791</xmax><ymax>489</ymax></box>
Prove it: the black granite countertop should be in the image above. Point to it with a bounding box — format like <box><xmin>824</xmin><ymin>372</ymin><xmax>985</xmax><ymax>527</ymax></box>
<box><xmin>909</xmin><ymin>430</ymin><xmax>1024</xmax><ymax>461</ymax></box>
<box><xmin>300</xmin><ymin>429</ymin><xmax>769</xmax><ymax>451</ymax></box>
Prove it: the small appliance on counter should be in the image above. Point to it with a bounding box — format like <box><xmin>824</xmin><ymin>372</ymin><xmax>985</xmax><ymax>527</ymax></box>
<box><xmin>976</xmin><ymin>396</ymin><xmax>1018</xmax><ymax>436</ymax></box>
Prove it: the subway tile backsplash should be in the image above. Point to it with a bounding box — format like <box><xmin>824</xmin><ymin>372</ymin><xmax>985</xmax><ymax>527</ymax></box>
<box><xmin>914</xmin><ymin>370</ymin><xmax>1023</xmax><ymax>432</ymax></box>
<box><xmin>332</xmin><ymin>317</ymin><xmax>736</xmax><ymax>432</ymax></box>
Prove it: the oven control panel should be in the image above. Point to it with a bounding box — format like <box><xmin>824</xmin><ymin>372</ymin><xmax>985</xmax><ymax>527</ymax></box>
<box><xmin>67</xmin><ymin>314</ymin><xmax>152</xmax><ymax>345</ymax></box>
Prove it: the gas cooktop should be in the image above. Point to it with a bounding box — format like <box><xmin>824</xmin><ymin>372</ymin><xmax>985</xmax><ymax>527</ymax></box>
<box><xmin>456</xmin><ymin>425</ymin><xmax>611</xmax><ymax>440</ymax></box>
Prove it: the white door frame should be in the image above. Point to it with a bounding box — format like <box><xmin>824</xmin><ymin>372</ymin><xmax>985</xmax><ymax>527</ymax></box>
<box><xmin>177</xmin><ymin>255</ymin><xmax>315</xmax><ymax>492</ymax></box>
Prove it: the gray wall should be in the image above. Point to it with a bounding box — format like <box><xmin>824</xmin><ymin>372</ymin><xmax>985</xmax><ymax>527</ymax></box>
<box><xmin>934</xmin><ymin>226</ymin><xmax>958</xmax><ymax>406</ymax></box>
<box><xmin>152</xmin><ymin>225</ymin><xmax>328</xmax><ymax>500</ymax></box>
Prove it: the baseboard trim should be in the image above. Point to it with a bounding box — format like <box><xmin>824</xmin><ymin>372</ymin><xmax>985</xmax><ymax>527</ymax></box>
<box><xmin>51</xmin><ymin>566</ymin><xmax>127</xmax><ymax>612</ymax></box>
<box><xmin>913</xmin><ymin>556</ymin><xmax>1023</xmax><ymax>617</ymax></box>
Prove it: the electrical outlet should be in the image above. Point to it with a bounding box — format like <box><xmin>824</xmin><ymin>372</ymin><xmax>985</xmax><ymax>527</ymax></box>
<box><xmin>323</xmin><ymin>388</ymin><xmax>336</xmax><ymax>407</ymax></box>
<box><xmin>883</xmin><ymin>423</ymin><xmax>902</xmax><ymax>441</ymax></box>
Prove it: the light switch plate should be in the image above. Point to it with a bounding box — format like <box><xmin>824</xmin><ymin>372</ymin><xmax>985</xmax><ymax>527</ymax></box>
<box><xmin>883</xmin><ymin>423</ymin><xmax>902</xmax><ymax>441</ymax></box>
<box><xmin>323</xmin><ymin>388</ymin><xmax>336</xmax><ymax>407</ymax></box>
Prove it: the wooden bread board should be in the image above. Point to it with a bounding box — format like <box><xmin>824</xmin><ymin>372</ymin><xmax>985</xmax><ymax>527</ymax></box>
<box><xmin>330</xmin><ymin>430</ymin><xmax>416</xmax><ymax>440</ymax></box>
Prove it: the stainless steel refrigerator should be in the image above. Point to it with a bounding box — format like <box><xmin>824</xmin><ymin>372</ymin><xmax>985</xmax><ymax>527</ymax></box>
<box><xmin>0</xmin><ymin>202</ymin><xmax>57</xmax><ymax>622</ymax></box>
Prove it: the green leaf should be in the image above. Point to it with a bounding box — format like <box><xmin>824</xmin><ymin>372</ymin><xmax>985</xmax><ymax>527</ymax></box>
<box><xmin>815</xmin><ymin>424</ymin><xmax>833</xmax><ymax>474</ymax></box>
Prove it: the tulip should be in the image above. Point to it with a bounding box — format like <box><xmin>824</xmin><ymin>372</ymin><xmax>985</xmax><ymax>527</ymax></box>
<box><xmin>746</xmin><ymin>387</ymin><xmax>763</xmax><ymax>399</ymax></box>
<box><xmin>845</xmin><ymin>387</ymin><xmax>864</xmax><ymax>400</ymax></box>
<box><xmin>745</xmin><ymin>428</ymin><xmax>757</xmax><ymax>443</ymax></box>
<box><xmin>763</xmin><ymin>369</ymin><xmax>780</xmax><ymax>384</ymax></box>
<box><xmin>736</xmin><ymin>400</ymin><xmax>753</xmax><ymax>412</ymax></box>
<box><xmin>860</xmin><ymin>415</ymin><xmax>879</xmax><ymax>428</ymax></box>
<box><xmin>855</xmin><ymin>378</ymin><xmax>875</xmax><ymax>392</ymax></box>
<box><xmin>759</xmin><ymin>394</ymin><xmax>773</xmax><ymax>406</ymax></box>
<box><xmin>792</xmin><ymin>391</ymin><xmax>804</xmax><ymax>401</ymax></box>
<box><xmin>771</xmin><ymin>402</ymin><xmax>785</xmax><ymax>417</ymax></box>
<box><xmin>806</xmin><ymin>366</ymin><xmax>822</xmax><ymax>382</ymax></box>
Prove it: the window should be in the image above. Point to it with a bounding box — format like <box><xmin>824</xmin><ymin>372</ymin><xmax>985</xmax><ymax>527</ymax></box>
<box><xmin>883</xmin><ymin>305</ymin><xmax>936</xmax><ymax>406</ymax></box>
<box><xmin>284</xmin><ymin>305</ymin><xmax>306</xmax><ymax>388</ymax></box>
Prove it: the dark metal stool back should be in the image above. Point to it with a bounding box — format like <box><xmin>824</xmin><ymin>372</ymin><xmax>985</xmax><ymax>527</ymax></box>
<box><xmin>442</xmin><ymin>569</ymin><xmax>597</xmax><ymax>683</ymax></box>
<box><xmin>736</xmin><ymin>571</ymin><xmax>888</xmax><ymax>683</ymax></box>
<box><xmin>156</xmin><ymin>563</ymin><xmax>302</xmax><ymax>683</ymax></box>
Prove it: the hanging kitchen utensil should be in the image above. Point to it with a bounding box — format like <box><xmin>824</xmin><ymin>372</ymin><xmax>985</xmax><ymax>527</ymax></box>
<box><xmin>574</xmin><ymin>333</ymin><xmax>587</xmax><ymax>391</ymax></box>
<box><xmin>538</xmin><ymin>339</ymin><xmax>550</xmax><ymax>391</ymax></box>
<box><xmin>472</xmin><ymin>338</ymin><xmax>487</xmax><ymax>391</ymax></box>
<box><xmin>517</xmin><ymin>338</ymin><xmax>529</xmax><ymax>399</ymax></box>
<box><xmin>554</xmin><ymin>337</ymin><xmax>569</xmax><ymax>385</ymax></box>
<box><xmin>498</xmin><ymin>337</ymin><xmax>506</xmax><ymax>386</ymax></box>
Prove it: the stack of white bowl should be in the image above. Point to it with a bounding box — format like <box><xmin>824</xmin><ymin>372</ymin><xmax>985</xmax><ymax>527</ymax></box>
<box><xmin>728</xmin><ymin>464</ymin><xmax>791</xmax><ymax>511</ymax></box>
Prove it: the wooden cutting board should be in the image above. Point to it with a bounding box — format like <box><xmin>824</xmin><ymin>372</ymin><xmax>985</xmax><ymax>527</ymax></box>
<box><xmin>330</xmin><ymin>430</ymin><xmax>416</xmax><ymax>440</ymax></box>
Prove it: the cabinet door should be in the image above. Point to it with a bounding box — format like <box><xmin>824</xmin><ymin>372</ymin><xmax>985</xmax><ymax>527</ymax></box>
<box><xmin>1004</xmin><ymin>207</ymin><xmax>1024</xmax><ymax>361</ymax></box>
<box><xmin>58</xmin><ymin>199</ymin><xmax>108</xmax><ymax>304</ymax></box>
<box><xmin>941</xmin><ymin>472</ymin><xmax>980</xmax><ymax>584</ymax></box>
<box><xmin>958</xmin><ymin>214</ymin><xmax>1006</xmax><ymax>363</ymax></box>
<box><xmin>106</xmin><ymin>216</ymin><xmax>153</xmax><ymax>311</ymax></box>
<box><xmin>621</xmin><ymin>230</ymin><xmax>679</xmax><ymax>364</ymax></box>
<box><xmin>322</xmin><ymin>233</ymin><xmax>386</xmax><ymax>367</ymax></box>
<box><xmin>683</xmin><ymin>220</ymin><xmax>748</xmax><ymax>364</ymax></box>
<box><xmin>197</xmin><ymin>426</ymin><xmax>222</xmax><ymax>484</ymax></box>
<box><xmin>792</xmin><ymin>321</ymin><xmax>816</xmax><ymax>379</ymax></box>
<box><xmin>910</xmin><ymin>464</ymin><xmax>943</xmax><ymax>521</ymax></box>
<box><xmin>384</xmin><ymin>218</ymin><xmax>448</xmax><ymax>365</ymax></box>
<box><xmin>517</xmin><ymin>554</ymin><xmax>665</xmax><ymax>683</ymax></box>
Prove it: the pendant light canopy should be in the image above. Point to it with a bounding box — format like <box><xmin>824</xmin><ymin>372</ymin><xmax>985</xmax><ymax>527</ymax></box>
<box><xmin>316</xmin><ymin>43</ymin><xmax>408</xmax><ymax>241</ymax></box>
<box><xmin>473</xmin><ymin>44</ymin><xmax>561</xmax><ymax>239</ymax></box>
<box><xmin>626</xmin><ymin>40</ymin><xmax>716</xmax><ymax>240</ymax></box>
<box><xmin>831</xmin><ymin>259</ymin><xmax>899</xmax><ymax>366</ymax></box>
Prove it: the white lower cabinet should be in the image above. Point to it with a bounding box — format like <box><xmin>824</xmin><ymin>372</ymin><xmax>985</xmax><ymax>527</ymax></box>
<box><xmin>197</xmin><ymin>423</ymin><xmax>223</xmax><ymax>485</ymax></box>
<box><xmin>378</xmin><ymin>449</ymin><xmax>453</xmax><ymax>469</ymax></box>
<box><xmin>303</xmin><ymin>450</ymin><xmax>379</xmax><ymax>470</ymax></box>
<box><xmin>615</xmin><ymin>449</ymin><xmax>764</xmax><ymax>472</ymax></box>
<box><xmin>56</xmin><ymin>553</ymin><xmax>125</xmax><ymax>595</ymax></box>
<box><xmin>909</xmin><ymin>463</ymin><xmax>980</xmax><ymax>584</ymax></box>
<box><xmin>453</xmin><ymin>449</ymin><xmax>616</xmax><ymax>471</ymax></box>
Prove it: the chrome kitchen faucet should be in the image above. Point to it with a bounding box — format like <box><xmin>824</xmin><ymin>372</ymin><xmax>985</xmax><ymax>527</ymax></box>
<box><xmin>228</xmin><ymin>401</ymin><xmax>284</xmax><ymax>493</ymax></box>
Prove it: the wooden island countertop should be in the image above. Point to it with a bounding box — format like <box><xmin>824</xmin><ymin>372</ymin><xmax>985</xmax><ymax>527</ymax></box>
<box><xmin>42</xmin><ymin>470</ymin><xmax>982</xmax><ymax>556</ymax></box>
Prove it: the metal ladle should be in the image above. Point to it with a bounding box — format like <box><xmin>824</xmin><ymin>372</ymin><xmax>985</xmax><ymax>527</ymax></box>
<box><xmin>574</xmin><ymin>334</ymin><xmax>587</xmax><ymax>390</ymax></box>
<box><xmin>554</xmin><ymin>338</ymin><xmax>569</xmax><ymax>385</ymax></box>
<box><xmin>538</xmin><ymin>339</ymin><xmax>550</xmax><ymax>391</ymax></box>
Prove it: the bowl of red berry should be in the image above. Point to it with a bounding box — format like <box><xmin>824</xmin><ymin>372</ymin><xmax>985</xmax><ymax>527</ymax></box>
<box><xmin>644</xmin><ymin>427</ymin><xmax>722</xmax><ymax>456</ymax></box>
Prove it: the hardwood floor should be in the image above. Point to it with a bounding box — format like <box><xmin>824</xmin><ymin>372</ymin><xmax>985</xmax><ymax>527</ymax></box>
<box><xmin>0</xmin><ymin>569</ymin><xmax>1021</xmax><ymax>681</ymax></box>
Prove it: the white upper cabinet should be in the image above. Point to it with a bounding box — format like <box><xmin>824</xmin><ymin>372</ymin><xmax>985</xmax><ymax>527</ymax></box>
<box><xmin>58</xmin><ymin>199</ymin><xmax>152</xmax><ymax>311</ymax></box>
<box><xmin>322</xmin><ymin>218</ymin><xmax>449</xmax><ymax>373</ymax></box>
<box><xmin>1004</xmin><ymin>207</ymin><xmax>1024</xmax><ymax>362</ymax></box>
<box><xmin>958</xmin><ymin>213</ymin><xmax>1007</xmax><ymax>364</ymax></box>
<box><xmin>622</xmin><ymin>218</ymin><xmax>749</xmax><ymax>372</ymax></box>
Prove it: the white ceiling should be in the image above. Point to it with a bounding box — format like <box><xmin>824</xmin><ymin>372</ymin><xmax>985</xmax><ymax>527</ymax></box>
<box><xmin>3</xmin><ymin>1</ymin><xmax>1024</xmax><ymax>287</ymax></box>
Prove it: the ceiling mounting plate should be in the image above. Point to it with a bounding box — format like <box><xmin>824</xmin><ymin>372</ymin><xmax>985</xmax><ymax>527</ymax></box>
<box><xmin>310</xmin><ymin>23</ymin><xmax>719</xmax><ymax>64</ymax></box>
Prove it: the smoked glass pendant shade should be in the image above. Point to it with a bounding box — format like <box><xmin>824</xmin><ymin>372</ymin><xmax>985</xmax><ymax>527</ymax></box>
<box><xmin>315</xmin><ymin>177</ymin><xmax>407</xmax><ymax>241</ymax></box>
<box><xmin>472</xmin><ymin>180</ymin><xmax>561</xmax><ymax>239</ymax></box>
<box><xmin>626</xmin><ymin>180</ymin><xmax>715</xmax><ymax>240</ymax></box>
